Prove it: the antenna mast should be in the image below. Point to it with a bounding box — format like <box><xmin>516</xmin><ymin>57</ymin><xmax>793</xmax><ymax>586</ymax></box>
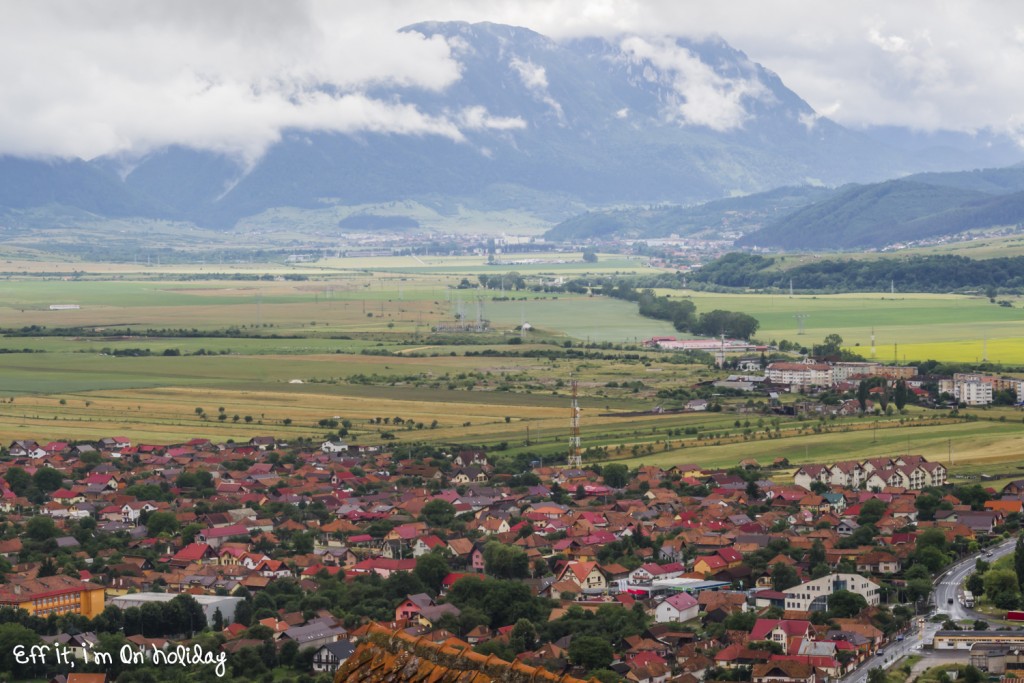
<box><xmin>568</xmin><ymin>378</ymin><xmax>582</xmax><ymax>469</ymax></box>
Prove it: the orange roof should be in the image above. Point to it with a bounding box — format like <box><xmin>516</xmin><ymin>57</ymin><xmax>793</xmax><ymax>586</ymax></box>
<box><xmin>336</xmin><ymin>624</ymin><xmax>596</xmax><ymax>683</ymax></box>
<box><xmin>985</xmin><ymin>500</ymin><xmax>1023</xmax><ymax>514</ymax></box>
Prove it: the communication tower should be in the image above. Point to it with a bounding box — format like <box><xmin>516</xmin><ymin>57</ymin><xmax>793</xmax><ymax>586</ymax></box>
<box><xmin>567</xmin><ymin>378</ymin><xmax>582</xmax><ymax>469</ymax></box>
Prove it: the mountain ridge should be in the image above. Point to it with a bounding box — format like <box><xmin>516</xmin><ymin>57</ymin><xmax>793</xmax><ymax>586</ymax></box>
<box><xmin>1</xmin><ymin>21</ymin><xmax>1022</xmax><ymax>232</ymax></box>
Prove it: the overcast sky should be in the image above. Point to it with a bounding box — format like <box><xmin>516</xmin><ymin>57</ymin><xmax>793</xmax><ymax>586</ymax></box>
<box><xmin>2</xmin><ymin>0</ymin><xmax>1023</xmax><ymax>162</ymax></box>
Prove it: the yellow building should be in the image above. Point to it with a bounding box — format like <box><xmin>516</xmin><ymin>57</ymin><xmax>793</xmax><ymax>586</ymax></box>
<box><xmin>0</xmin><ymin>575</ymin><xmax>105</xmax><ymax>618</ymax></box>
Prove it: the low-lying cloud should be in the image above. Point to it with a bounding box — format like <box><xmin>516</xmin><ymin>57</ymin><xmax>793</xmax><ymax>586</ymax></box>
<box><xmin>3</xmin><ymin>1</ymin><xmax>1024</xmax><ymax>161</ymax></box>
<box><xmin>619</xmin><ymin>36</ymin><xmax>767</xmax><ymax>131</ymax></box>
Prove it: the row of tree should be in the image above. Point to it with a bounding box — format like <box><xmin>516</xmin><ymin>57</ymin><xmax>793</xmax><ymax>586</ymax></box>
<box><xmin>692</xmin><ymin>252</ymin><xmax>1024</xmax><ymax>292</ymax></box>
<box><xmin>602</xmin><ymin>283</ymin><xmax>760</xmax><ymax>339</ymax></box>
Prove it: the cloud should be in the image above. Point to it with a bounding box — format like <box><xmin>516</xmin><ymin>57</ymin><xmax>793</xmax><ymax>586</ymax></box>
<box><xmin>440</xmin><ymin>1</ymin><xmax>1024</xmax><ymax>136</ymax></box>
<box><xmin>509</xmin><ymin>57</ymin><xmax>565</xmax><ymax>119</ymax></box>
<box><xmin>3</xmin><ymin>0</ymin><xmax>1024</xmax><ymax>160</ymax></box>
<box><xmin>509</xmin><ymin>57</ymin><xmax>549</xmax><ymax>89</ymax></box>
<box><xmin>0</xmin><ymin>2</ymin><xmax>465</xmax><ymax>162</ymax></box>
<box><xmin>619</xmin><ymin>36</ymin><xmax>767</xmax><ymax>131</ymax></box>
<box><xmin>799</xmin><ymin>101</ymin><xmax>841</xmax><ymax>130</ymax></box>
<box><xmin>458</xmin><ymin>106</ymin><xmax>527</xmax><ymax>131</ymax></box>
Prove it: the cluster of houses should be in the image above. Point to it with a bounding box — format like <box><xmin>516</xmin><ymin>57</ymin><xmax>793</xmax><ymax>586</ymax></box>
<box><xmin>938</xmin><ymin>372</ymin><xmax>1024</xmax><ymax>406</ymax></box>
<box><xmin>0</xmin><ymin>434</ymin><xmax>1017</xmax><ymax>682</ymax></box>
<box><xmin>793</xmin><ymin>455</ymin><xmax>947</xmax><ymax>492</ymax></box>
<box><xmin>707</xmin><ymin>356</ymin><xmax>1024</xmax><ymax>409</ymax></box>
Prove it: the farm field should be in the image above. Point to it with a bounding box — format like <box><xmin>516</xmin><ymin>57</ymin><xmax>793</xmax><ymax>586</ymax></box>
<box><xmin>624</xmin><ymin>412</ymin><xmax>1024</xmax><ymax>472</ymax></box>
<box><xmin>657</xmin><ymin>290</ymin><xmax>1024</xmax><ymax>361</ymax></box>
<box><xmin>1</xmin><ymin>256</ymin><xmax>1023</xmax><ymax>477</ymax></box>
<box><xmin>3</xmin><ymin>274</ymin><xmax>1023</xmax><ymax>353</ymax></box>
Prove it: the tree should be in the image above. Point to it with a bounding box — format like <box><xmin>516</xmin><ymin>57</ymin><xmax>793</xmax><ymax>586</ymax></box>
<box><xmin>693</xmin><ymin>310</ymin><xmax>760</xmax><ymax>339</ymax></box>
<box><xmin>602</xmin><ymin>464</ymin><xmax>629</xmax><ymax>488</ymax></box>
<box><xmin>212</xmin><ymin>607</ymin><xmax>225</xmax><ymax>632</ymax></box>
<box><xmin>905</xmin><ymin>578</ymin><xmax>933</xmax><ymax>603</ymax></box>
<box><xmin>893</xmin><ymin>379</ymin><xmax>909</xmax><ymax>410</ymax></box>
<box><xmin>771</xmin><ymin>563</ymin><xmax>800</xmax><ymax>591</ymax></box>
<box><xmin>484</xmin><ymin>542</ymin><xmax>529</xmax><ymax>579</ymax></box>
<box><xmin>808</xmin><ymin>540</ymin><xmax>826</xmax><ymax>568</ymax></box>
<box><xmin>32</xmin><ymin>466</ymin><xmax>64</xmax><ymax>493</ymax></box>
<box><xmin>827</xmin><ymin>590</ymin><xmax>868</xmax><ymax>618</ymax></box>
<box><xmin>3</xmin><ymin>466</ymin><xmax>31</xmax><ymax>496</ymax></box>
<box><xmin>983</xmin><ymin>568</ymin><xmax>1022</xmax><ymax>609</ymax></box>
<box><xmin>582</xmin><ymin>250</ymin><xmax>598</xmax><ymax>263</ymax></box>
<box><xmin>234</xmin><ymin>600</ymin><xmax>254</xmax><ymax>627</ymax></box>
<box><xmin>858</xmin><ymin>498</ymin><xmax>887</xmax><ymax>526</ymax></box>
<box><xmin>915</xmin><ymin>546</ymin><xmax>949</xmax><ymax>573</ymax></box>
<box><xmin>0</xmin><ymin>623</ymin><xmax>44</xmax><ymax>678</ymax></box>
<box><xmin>414</xmin><ymin>552</ymin><xmax>451</xmax><ymax>593</ymax></box>
<box><xmin>421</xmin><ymin>499</ymin><xmax>457</xmax><ymax>528</ymax></box>
<box><xmin>916</xmin><ymin>527</ymin><xmax>949</xmax><ymax>552</ymax></box>
<box><xmin>966</xmin><ymin>572</ymin><xmax>985</xmax><ymax>596</ymax></box>
<box><xmin>171</xmin><ymin>593</ymin><xmax>207</xmax><ymax>635</ymax></box>
<box><xmin>569</xmin><ymin>634</ymin><xmax>614</xmax><ymax>670</ymax></box>
<box><xmin>867</xmin><ymin>668</ymin><xmax>886</xmax><ymax>683</ymax></box>
<box><xmin>915</xmin><ymin>493</ymin><xmax>942</xmax><ymax>522</ymax></box>
<box><xmin>25</xmin><ymin>515</ymin><xmax>58</xmax><ymax>542</ymax></box>
<box><xmin>510</xmin><ymin>618</ymin><xmax>537</xmax><ymax>653</ymax></box>
<box><xmin>814</xmin><ymin>334</ymin><xmax>844</xmax><ymax>357</ymax></box>
<box><xmin>146</xmin><ymin>510</ymin><xmax>180</xmax><ymax>537</ymax></box>
<box><xmin>279</xmin><ymin>638</ymin><xmax>300</xmax><ymax>668</ymax></box>
<box><xmin>857</xmin><ymin>380</ymin><xmax>869</xmax><ymax>412</ymax></box>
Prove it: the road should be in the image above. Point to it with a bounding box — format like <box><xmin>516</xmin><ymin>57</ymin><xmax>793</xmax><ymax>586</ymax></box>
<box><xmin>841</xmin><ymin>536</ymin><xmax>1018</xmax><ymax>683</ymax></box>
<box><xmin>841</xmin><ymin>618</ymin><xmax>932</xmax><ymax>683</ymax></box>
<box><xmin>933</xmin><ymin>536</ymin><xmax>1016</xmax><ymax>623</ymax></box>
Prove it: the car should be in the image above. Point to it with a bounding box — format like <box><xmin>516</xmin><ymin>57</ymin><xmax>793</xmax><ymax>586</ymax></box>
<box><xmin>897</xmin><ymin>635</ymin><xmax>904</xmax><ymax>641</ymax></box>
<box><xmin>877</xmin><ymin>649</ymin><xmax>885</xmax><ymax>656</ymax></box>
<box><xmin>948</xmin><ymin>598</ymin><xmax>954</xmax><ymax>604</ymax></box>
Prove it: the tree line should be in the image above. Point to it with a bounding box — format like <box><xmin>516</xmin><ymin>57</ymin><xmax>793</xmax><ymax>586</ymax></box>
<box><xmin>601</xmin><ymin>282</ymin><xmax>760</xmax><ymax>339</ymax></box>
<box><xmin>691</xmin><ymin>252</ymin><xmax>1024</xmax><ymax>292</ymax></box>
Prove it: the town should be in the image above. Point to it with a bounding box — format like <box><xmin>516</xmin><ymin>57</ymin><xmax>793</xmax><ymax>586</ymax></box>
<box><xmin>1</xmin><ymin>431</ymin><xmax>1021</xmax><ymax>683</ymax></box>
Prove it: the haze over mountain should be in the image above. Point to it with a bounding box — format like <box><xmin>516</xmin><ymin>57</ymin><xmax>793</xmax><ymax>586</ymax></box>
<box><xmin>2</xmin><ymin>21</ymin><xmax>1022</xmax><ymax>232</ymax></box>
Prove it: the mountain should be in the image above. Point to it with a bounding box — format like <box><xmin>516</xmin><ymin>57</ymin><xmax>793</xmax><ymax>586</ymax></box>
<box><xmin>736</xmin><ymin>166</ymin><xmax>1024</xmax><ymax>249</ymax></box>
<box><xmin>544</xmin><ymin>185</ymin><xmax>836</xmax><ymax>240</ymax></box>
<box><xmin>2</xmin><ymin>21</ymin><xmax>1023</xmax><ymax>231</ymax></box>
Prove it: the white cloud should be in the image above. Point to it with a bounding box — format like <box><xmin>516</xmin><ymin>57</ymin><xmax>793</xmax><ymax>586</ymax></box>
<box><xmin>0</xmin><ymin>1</ymin><xmax>465</xmax><ymax>161</ymax></box>
<box><xmin>799</xmin><ymin>101</ymin><xmax>841</xmax><ymax>130</ymax></box>
<box><xmin>458</xmin><ymin>106</ymin><xmax>527</xmax><ymax>131</ymax></box>
<box><xmin>509</xmin><ymin>57</ymin><xmax>549</xmax><ymax>89</ymax></box>
<box><xmin>3</xmin><ymin>1</ymin><xmax>1024</xmax><ymax>159</ymax></box>
<box><xmin>619</xmin><ymin>36</ymin><xmax>767</xmax><ymax>131</ymax></box>
<box><xmin>509</xmin><ymin>56</ymin><xmax>565</xmax><ymax>120</ymax></box>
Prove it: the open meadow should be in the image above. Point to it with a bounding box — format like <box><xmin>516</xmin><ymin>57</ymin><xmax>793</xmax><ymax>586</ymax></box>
<box><xmin>1</xmin><ymin>253</ymin><xmax>1023</xmax><ymax>475</ymax></box>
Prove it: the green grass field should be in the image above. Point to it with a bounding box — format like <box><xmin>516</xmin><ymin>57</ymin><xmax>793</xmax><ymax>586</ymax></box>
<box><xmin>2</xmin><ymin>256</ymin><xmax>1024</xmax><ymax>474</ymax></box>
<box><xmin>658</xmin><ymin>290</ymin><xmax>1024</xmax><ymax>361</ymax></box>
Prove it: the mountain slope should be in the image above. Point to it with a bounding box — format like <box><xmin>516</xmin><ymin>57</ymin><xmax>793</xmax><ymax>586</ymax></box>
<box><xmin>544</xmin><ymin>185</ymin><xmax>835</xmax><ymax>240</ymax></box>
<box><xmin>736</xmin><ymin>180</ymin><xmax>999</xmax><ymax>249</ymax></box>
<box><xmin>1</xmin><ymin>21</ymin><xmax>1022</xmax><ymax>231</ymax></box>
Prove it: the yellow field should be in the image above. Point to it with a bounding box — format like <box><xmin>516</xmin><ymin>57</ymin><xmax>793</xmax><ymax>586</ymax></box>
<box><xmin>885</xmin><ymin>338</ymin><xmax>1024</xmax><ymax>365</ymax></box>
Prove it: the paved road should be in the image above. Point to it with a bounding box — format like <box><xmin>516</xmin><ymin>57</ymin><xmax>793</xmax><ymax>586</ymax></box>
<box><xmin>933</xmin><ymin>536</ymin><xmax>1016</xmax><ymax>623</ymax></box>
<box><xmin>841</xmin><ymin>620</ymin><xmax>931</xmax><ymax>683</ymax></box>
<box><xmin>841</xmin><ymin>536</ymin><xmax>1018</xmax><ymax>683</ymax></box>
